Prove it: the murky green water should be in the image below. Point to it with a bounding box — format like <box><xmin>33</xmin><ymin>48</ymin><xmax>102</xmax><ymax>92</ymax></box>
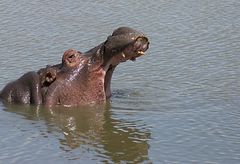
<box><xmin>0</xmin><ymin>0</ymin><xmax>240</xmax><ymax>163</ymax></box>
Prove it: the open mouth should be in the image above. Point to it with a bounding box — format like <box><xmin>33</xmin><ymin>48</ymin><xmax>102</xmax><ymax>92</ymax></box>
<box><xmin>135</xmin><ymin>36</ymin><xmax>149</xmax><ymax>54</ymax></box>
<box><xmin>130</xmin><ymin>37</ymin><xmax>149</xmax><ymax>61</ymax></box>
<box><xmin>104</xmin><ymin>64</ymin><xmax>115</xmax><ymax>98</ymax></box>
<box><xmin>104</xmin><ymin>36</ymin><xmax>149</xmax><ymax>98</ymax></box>
<box><xmin>130</xmin><ymin>50</ymin><xmax>145</xmax><ymax>61</ymax></box>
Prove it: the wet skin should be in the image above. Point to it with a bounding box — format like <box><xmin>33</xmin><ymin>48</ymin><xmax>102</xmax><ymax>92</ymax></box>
<box><xmin>0</xmin><ymin>27</ymin><xmax>149</xmax><ymax>107</ymax></box>
<box><xmin>44</xmin><ymin>27</ymin><xmax>149</xmax><ymax>108</ymax></box>
<box><xmin>0</xmin><ymin>66</ymin><xmax>60</xmax><ymax>105</ymax></box>
<box><xmin>0</xmin><ymin>72</ymin><xmax>42</xmax><ymax>104</ymax></box>
<box><xmin>43</xmin><ymin>49</ymin><xmax>87</xmax><ymax>106</ymax></box>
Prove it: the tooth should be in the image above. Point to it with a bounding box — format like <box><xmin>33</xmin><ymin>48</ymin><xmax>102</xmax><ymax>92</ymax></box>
<box><xmin>122</xmin><ymin>53</ymin><xmax>126</xmax><ymax>58</ymax></box>
<box><xmin>138</xmin><ymin>51</ymin><xmax>144</xmax><ymax>55</ymax></box>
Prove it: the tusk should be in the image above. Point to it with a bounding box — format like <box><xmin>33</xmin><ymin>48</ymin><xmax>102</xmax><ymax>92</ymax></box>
<box><xmin>137</xmin><ymin>51</ymin><xmax>145</xmax><ymax>55</ymax></box>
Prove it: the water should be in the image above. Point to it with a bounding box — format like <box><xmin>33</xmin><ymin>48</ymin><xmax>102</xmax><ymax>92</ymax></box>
<box><xmin>0</xmin><ymin>0</ymin><xmax>240</xmax><ymax>163</ymax></box>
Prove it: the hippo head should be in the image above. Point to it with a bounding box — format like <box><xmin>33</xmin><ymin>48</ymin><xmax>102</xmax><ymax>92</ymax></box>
<box><xmin>101</xmin><ymin>27</ymin><xmax>149</xmax><ymax>66</ymax></box>
<box><xmin>43</xmin><ymin>27</ymin><xmax>149</xmax><ymax>107</ymax></box>
<box><xmin>90</xmin><ymin>27</ymin><xmax>150</xmax><ymax>98</ymax></box>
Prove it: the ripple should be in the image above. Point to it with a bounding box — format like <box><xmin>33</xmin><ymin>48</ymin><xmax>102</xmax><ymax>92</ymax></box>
<box><xmin>1</xmin><ymin>0</ymin><xmax>240</xmax><ymax>163</ymax></box>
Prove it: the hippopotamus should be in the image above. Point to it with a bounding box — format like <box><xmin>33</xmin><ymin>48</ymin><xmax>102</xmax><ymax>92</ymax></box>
<box><xmin>0</xmin><ymin>27</ymin><xmax>149</xmax><ymax>107</ymax></box>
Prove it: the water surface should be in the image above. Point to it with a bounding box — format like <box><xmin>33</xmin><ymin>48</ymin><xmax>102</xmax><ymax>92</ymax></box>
<box><xmin>0</xmin><ymin>0</ymin><xmax>240</xmax><ymax>163</ymax></box>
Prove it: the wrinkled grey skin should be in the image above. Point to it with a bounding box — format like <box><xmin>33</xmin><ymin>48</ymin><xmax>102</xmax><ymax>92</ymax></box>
<box><xmin>0</xmin><ymin>27</ymin><xmax>149</xmax><ymax>107</ymax></box>
<box><xmin>0</xmin><ymin>66</ymin><xmax>58</xmax><ymax>105</ymax></box>
<box><xmin>0</xmin><ymin>51</ymin><xmax>79</xmax><ymax>105</ymax></box>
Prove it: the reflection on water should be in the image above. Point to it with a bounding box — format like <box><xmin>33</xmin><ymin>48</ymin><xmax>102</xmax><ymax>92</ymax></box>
<box><xmin>3</xmin><ymin>103</ymin><xmax>150</xmax><ymax>163</ymax></box>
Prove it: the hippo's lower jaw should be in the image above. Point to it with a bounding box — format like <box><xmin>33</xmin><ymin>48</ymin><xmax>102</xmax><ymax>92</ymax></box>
<box><xmin>104</xmin><ymin>65</ymin><xmax>116</xmax><ymax>98</ymax></box>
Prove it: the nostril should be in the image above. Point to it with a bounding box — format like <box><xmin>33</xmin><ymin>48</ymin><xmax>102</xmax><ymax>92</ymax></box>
<box><xmin>142</xmin><ymin>43</ymin><xmax>149</xmax><ymax>51</ymax></box>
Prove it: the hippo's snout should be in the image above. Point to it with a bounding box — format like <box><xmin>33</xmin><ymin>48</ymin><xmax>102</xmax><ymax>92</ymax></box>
<box><xmin>133</xmin><ymin>36</ymin><xmax>149</xmax><ymax>56</ymax></box>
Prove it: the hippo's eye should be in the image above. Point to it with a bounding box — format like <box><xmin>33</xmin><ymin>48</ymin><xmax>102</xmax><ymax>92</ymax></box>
<box><xmin>68</xmin><ymin>54</ymin><xmax>75</xmax><ymax>59</ymax></box>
